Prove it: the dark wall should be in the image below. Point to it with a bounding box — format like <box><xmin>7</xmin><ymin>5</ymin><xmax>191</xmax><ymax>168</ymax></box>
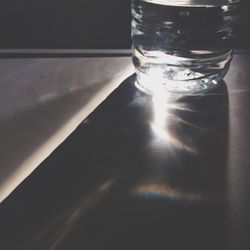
<box><xmin>0</xmin><ymin>0</ymin><xmax>249</xmax><ymax>49</ymax></box>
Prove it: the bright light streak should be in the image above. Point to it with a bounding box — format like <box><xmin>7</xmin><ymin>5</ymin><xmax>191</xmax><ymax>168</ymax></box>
<box><xmin>149</xmin><ymin>87</ymin><xmax>197</xmax><ymax>154</ymax></box>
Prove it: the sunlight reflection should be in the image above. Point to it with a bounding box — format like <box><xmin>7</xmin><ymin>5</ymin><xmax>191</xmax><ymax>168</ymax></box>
<box><xmin>24</xmin><ymin>177</ymin><xmax>119</xmax><ymax>250</ymax></box>
<box><xmin>150</xmin><ymin>93</ymin><xmax>197</xmax><ymax>154</ymax></box>
<box><xmin>135</xmin><ymin>67</ymin><xmax>169</xmax><ymax>97</ymax></box>
<box><xmin>132</xmin><ymin>182</ymin><xmax>205</xmax><ymax>202</ymax></box>
<box><xmin>48</xmin><ymin>177</ymin><xmax>118</xmax><ymax>250</ymax></box>
<box><xmin>151</xmin><ymin>95</ymin><xmax>171</xmax><ymax>141</ymax></box>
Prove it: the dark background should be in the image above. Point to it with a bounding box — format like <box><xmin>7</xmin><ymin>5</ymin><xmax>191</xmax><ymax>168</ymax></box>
<box><xmin>0</xmin><ymin>0</ymin><xmax>249</xmax><ymax>49</ymax></box>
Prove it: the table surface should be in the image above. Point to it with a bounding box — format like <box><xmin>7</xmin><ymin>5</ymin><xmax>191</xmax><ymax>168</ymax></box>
<box><xmin>0</xmin><ymin>54</ymin><xmax>134</xmax><ymax>202</ymax></box>
<box><xmin>0</xmin><ymin>51</ymin><xmax>250</xmax><ymax>250</ymax></box>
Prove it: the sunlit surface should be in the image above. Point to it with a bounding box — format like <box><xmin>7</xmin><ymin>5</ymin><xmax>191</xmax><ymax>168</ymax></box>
<box><xmin>0</xmin><ymin>57</ymin><xmax>134</xmax><ymax>203</ymax></box>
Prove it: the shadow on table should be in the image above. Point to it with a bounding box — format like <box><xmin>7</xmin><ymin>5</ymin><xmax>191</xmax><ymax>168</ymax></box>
<box><xmin>0</xmin><ymin>75</ymin><xmax>229</xmax><ymax>250</ymax></box>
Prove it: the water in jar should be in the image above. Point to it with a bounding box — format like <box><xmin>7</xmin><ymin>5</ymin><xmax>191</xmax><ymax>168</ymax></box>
<box><xmin>132</xmin><ymin>0</ymin><xmax>240</xmax><ymax>95</ymax></box>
